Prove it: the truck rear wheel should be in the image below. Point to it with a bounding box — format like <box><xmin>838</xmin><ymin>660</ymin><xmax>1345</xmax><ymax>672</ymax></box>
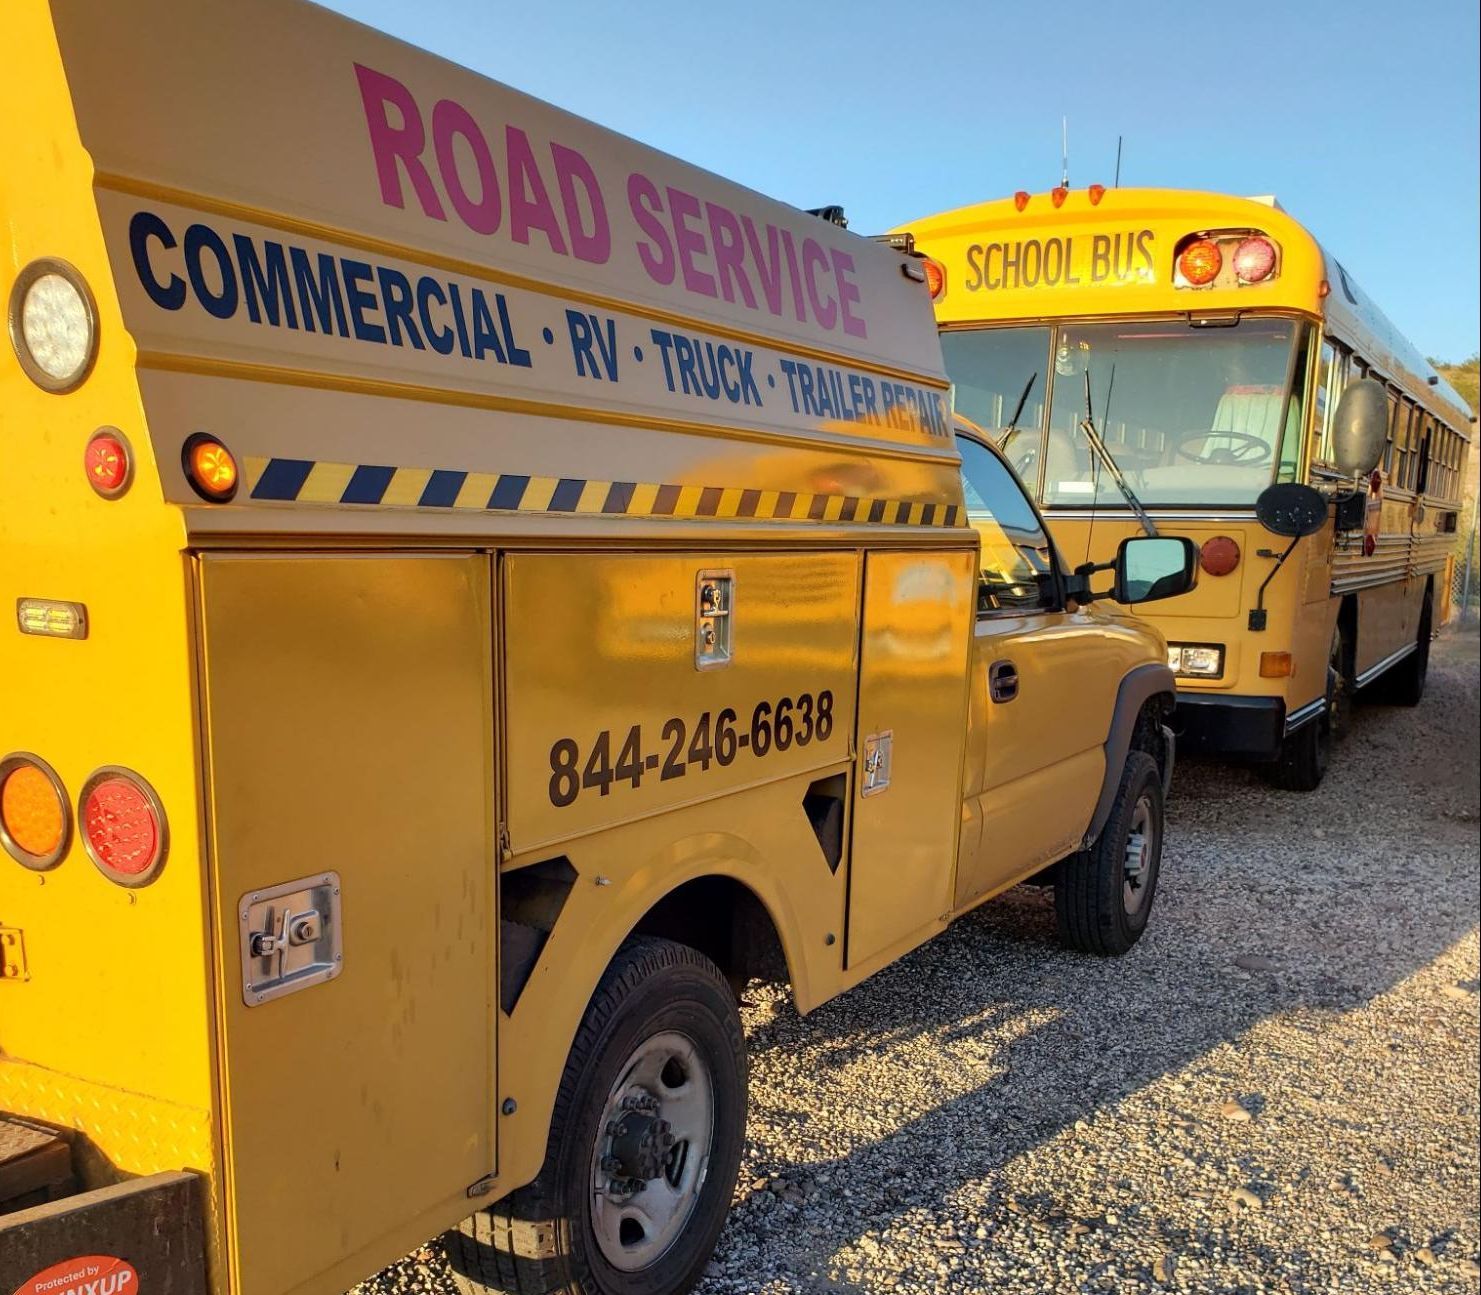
<box><xmin>445</xmin><ymin>938</ymin><xmax>746</xmax><ymax>1295</ymax></box>
<box><xmin>1055</xmin><ymin>750</ymin><xmax>1164</xmax><ymax>956</ymax></box>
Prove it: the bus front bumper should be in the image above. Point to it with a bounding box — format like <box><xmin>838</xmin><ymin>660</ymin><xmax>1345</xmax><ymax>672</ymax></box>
<box><xmin>1173</xmin><ymin>694</ymin><xmax>1285</xmax><ymax>762</ymax></box>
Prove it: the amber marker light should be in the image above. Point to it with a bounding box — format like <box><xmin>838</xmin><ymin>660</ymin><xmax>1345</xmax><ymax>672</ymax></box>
<box><xmin>84</xmin><ymin>428</ymin><xmax>132</xmax><ymax>498</ymax></box>
<box><xmin>1259</xmin><ymin>652</ymin><xmax>1294</xmax><ymax>678</ymax></box>
<box><xmin>182</xmin><ymin>432</ymin><xmax>239</xmax><ymax>502</ymax></box>
<box><xmin>1178</xmin><ymin>239</ymin><xmax>1222</xmax><ymax>286</ymax></box>
<box><xmin>1013</xmin><ymin>191</ymin><xmax>1031</xmax><ymax>212</ymax></box>
<box><xmin>1087</xmin><ymin>184</ymin><xmax>1106</xmax><ymax>206</ymax></box>
<box><xmin>0</xmin><ymin>755</ymin><xmax>70</xmax><ymax>871</ymax></box>
<box><xmin>922</xmin><ymin>258</ymin><xmax>947</xmax><ymax>301</ymax></box>
<box><xmin>1050</xmin><ymin>186</ymin><xmax>1068</xmax><ymax>208</ymax></box>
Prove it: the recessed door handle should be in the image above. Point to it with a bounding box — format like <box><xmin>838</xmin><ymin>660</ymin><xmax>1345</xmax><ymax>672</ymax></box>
<box><xmin>988</xmin><ymin>659</ymin><xmax>1019</xmax><ymax>703</ymax></box>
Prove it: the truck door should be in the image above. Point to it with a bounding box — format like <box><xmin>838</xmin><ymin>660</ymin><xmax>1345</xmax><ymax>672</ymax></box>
<box><xmin>953</xmin><ymin>439</ymin><xmax>1110</xmax><ymax>908</ymax></box>
<box><xmin>197</xmin><ymin>553</ymin><xmax>496</xmax><ymax>1295</ymax></box>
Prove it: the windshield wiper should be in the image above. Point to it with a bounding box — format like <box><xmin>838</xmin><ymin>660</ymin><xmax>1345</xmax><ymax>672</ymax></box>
<box><xmin>1079</xmin><ymin>367</ymin><xmax>1158</xmax><ymax>537</ymax></box>
<box><xmin>997</xmin><ymin>371</ymin><xmax>1038</xmax><ymax>454</ymax></box>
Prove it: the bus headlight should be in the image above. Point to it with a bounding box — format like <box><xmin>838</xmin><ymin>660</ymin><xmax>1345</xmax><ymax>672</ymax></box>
<box><xmin>1168</xmin><ymin>643</ymin><xmax>1225</xmax><ymax>678</ymax></box>
<box><xmin>8</xmin><ymin>259</ymin><xmax>99</xmax><ymax>393</ymax></box>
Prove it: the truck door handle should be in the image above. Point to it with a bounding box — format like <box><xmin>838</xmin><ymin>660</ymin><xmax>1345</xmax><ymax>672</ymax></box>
<box><xmin>988</xmin><ymin>659</ymin><xmax>1019</xmax><ymax>703</ymax></box>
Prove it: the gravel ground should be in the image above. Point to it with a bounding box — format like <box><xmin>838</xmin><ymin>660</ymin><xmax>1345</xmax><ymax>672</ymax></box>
<box><xmin>360</xmin><ymin>625</ymin><xmax>1480</xmax><ymax>1295</ymax></box>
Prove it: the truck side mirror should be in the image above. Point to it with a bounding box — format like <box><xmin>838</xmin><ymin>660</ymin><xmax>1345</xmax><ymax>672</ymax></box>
<box><xmin>1114</xmin><ymin>536</ymin><xmax>1198</xmax><ymax>605</ymax></box>
<box><xmin>1332</xmin><ymin>378</ymin><xmax>1389</xmax><ymax>478</ymax></box>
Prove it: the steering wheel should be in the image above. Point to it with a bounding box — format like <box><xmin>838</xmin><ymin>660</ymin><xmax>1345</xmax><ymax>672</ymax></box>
<box><xmin>1172</xmin><ymin>429</ymin><xmax>1273</xmax><ymax>466</ymax></box>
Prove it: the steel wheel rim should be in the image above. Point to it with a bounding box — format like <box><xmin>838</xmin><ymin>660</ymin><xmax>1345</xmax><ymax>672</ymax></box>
<box><xmin>1123</xmin><ymin>795</ymin><xmax>1157</xmax><ymax>915</ymax></box>
<box><xmin>590</xmin><ymin>1030</ymin><xmax>714</xmax><ymax>1272</ymax></box>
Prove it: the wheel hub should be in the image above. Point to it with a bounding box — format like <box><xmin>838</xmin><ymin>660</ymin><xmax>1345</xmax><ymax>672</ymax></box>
<box><xmin>603</xmin><ymin>1094</ymin><xmax>678</xmax><ymax>1193</ymax></box>
<box><xmin>1122</xmin><ymin>796</ymin><xmax>1156</xmax><ymax>916</ymax></box>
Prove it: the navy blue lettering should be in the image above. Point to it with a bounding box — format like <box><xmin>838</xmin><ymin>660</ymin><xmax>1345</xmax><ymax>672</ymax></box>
<box><xmin>234</xmin><ymin>236</ymin><xmax>297</xmax><ymax>328</ymax></box>
<box><xmin>129</xmin><ymin>211</ymin><xmax>185</xmax><ymax>310</ymax></box>
<box><xmin>470</xmin><ymin>289</ymin><xmax>508</xmax><ymax>363</ymax></box>
<box><xmin>342</xmin><ymin>260</ymin><xmax>386</xmax><ymax>343</ymax></box>
<box><xmin>184</xmin><ymin>223</ymin><xmax>238</xmax><ymax>320</ymax></box>
<box><xmin>290</xmin><ymin>249</ymin><xmax>349</xmax><ymax>337</ymax></box>
<box><xmin>377</xmin><ymin>267</ymin><xmax>424</xmax><ymax>349</ymax></box>
<box><xmin>417</xmin><ymin>276</ymin><xmax>454</xmax><ymax>354</ymax></box>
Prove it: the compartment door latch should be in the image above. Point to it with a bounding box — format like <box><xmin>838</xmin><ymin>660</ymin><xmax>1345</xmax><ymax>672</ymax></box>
<box><xmin>239</xmin><ymin>872</ymin><xmax>342</xmax><ymax>1006</ymax></box>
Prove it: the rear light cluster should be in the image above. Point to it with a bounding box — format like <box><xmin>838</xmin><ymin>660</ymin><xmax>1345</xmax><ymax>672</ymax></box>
<box><xmin>1175</xmin><ymin>233</ymin><xmax>1281</xmax><ymax>289</ymax></box>
<box><xmin>0</xmin><ymin>755</ymin><xmax>166</xmax><ymax>884</ymax></box>
<box><xmin>1199</xmin><ymin>535</ymin><xmax>1241</xmax><ymax>576</ymax></box>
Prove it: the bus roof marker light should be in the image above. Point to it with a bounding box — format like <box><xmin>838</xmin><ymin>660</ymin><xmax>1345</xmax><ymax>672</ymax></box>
<box><xmin>1088</xmin><ymin>184</ymin><xmax>1106</xmax><ymax>206</ymax></box>
<box><xmin>1051</xmin><ymin>187</ymin><xmax>1068</xmax><ymax>208</ymax></box>
<box><xmin>182</xmin><ymin>432</ymin><xmax>239</xmax><ymax>502</ymax></box>
<box><xmin>1177</xmin><ymin>239</ymin><xmax>1222</xmax><ymax>287</ymax></box>
<box><xmin>8</xmin><ymin>259</ymin><xmax>98</xmax><ymax>393</ymax></box>
<box><xmin>1013</xmin><ymin>191</ymin><xmax>1031</xmax><ymax>212</ymax></box>
<box><xmin>1233</xmin><ymin>237</ymin><xmax>1277</xmax><ymax>284</ymax></box>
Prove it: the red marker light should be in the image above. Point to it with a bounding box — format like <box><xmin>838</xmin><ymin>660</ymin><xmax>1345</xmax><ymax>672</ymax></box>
<box><xmin>1088</xmin><ymin>184</ymin><xmax>1106</xmax><ymax>206</ymax></box>
<box><xmin>1051</xmin><ymin>186</ymin><xmax>1068</xmax><ymax>208</ymax></box>
<box><xmin>1199</xmin><ymin>535</ymin><xmax>1241</xmax><ymax>576</ymax></box>
<box><xmin>1178</xmin><ymin>239</ymin><xmax>1222</xmax><ymax>286</ymax></box>
<box><xmin>84</xmin><ymin>429</ymin><xmax>131</xmax><ymax>498</ymax></box>
<box><xmin>182</xmin><ymin>433</ymin><xmax>239</xmax><ymax>502</ymax></box>
<box><xmin>1013</xmin><ymin>191</ymin><xmax>1031</xmax><ymax>212</ymax></box>
<box><xmin>1232</xmin><ymin>237</ymin><xmax>1277</xmax><ymax>283</ymax></box>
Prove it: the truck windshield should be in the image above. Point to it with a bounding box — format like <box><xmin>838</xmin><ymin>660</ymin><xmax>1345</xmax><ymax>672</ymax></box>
<box><xmin>941</xmin><ymin>318</ymin><xmax>1309</xmax><ymax>508</ymax></box>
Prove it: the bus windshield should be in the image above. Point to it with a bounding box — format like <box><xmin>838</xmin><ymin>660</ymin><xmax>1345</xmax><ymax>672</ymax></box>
<box><xmin>942</xmin><ymin>317</ymin><xmax>1309</xmax><ymax>507</ymax></box>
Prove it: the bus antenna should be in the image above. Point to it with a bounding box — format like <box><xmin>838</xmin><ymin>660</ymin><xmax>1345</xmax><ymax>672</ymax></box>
<box><xmin>1114</xmin><ymin>136</ymin><xmax>1123</xmax><ymax>188</ymax></box>
<box><xmin>1061</xmin><ymin>117</ymin><xmax>1069</xmax><ymax>188</ymax></box>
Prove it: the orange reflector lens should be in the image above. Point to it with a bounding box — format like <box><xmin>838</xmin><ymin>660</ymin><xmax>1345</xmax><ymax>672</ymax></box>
<box><xmin>1259</xmin><ymin>652</ymin><xmax>1293</xmax><ymax>678</ymax></box>
<box><xmin>82</xmin><ymin>771</ymin><xmax>164</xmax><ymax>884</ymax></box>
<box><xmin>0</xmin><ymin>758</ymin><xmax>68</xmax><ymax>869</ymax></box>
<box><xmin>1051</xmin><ymin>186</ymin><xmax>1068</xmax><ymax>208</ymax></box>
<box><xmin>1013</xmin><ymin>191</ymin><xmax>1030</xmax><ymax>211</ymax></box>
<box><xmin>1088</xmin><ymin>184</ymin><xmax>1106</xmax><ymax>206</ymax></box>
<box><xmin>1178</xmin><ymin>239</ymin><xmax>1222</xmax><ymax>286</ymax></box>
<box><xmin>182</xmin><ymin>433</ymin><xmax>239</xmax><ymax>502</ymax></box>
<box><xmin>922</xmin><ymin>258</ymin><xmax>946</xmax><ymax>301</ymax></box>
<box><xmin>84</xmin><ymin>430</ymin><xmax>131</xmax><ymax>497</ymax></box>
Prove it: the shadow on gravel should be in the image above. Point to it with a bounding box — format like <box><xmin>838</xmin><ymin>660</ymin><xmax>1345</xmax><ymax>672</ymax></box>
<box><xmin>716</xmin><ymin>627</ymin><xmax>1481</xmax><ymax>1283</ymax></box>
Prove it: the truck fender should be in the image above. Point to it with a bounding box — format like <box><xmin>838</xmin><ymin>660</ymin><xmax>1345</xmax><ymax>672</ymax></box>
<box><xmin>1081</xmin><ymin>662</ymin><xmax>1176</xmax><ymax>849</ymax></box>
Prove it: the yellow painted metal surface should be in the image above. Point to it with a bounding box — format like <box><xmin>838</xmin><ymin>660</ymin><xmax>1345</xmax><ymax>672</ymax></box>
<box><xmin>956</xmin><ymin>606</ymin><xmax>1158</xmax><ymax>908</ymax></box>
<box><xmin>846</xmin><ymin>550</ymin><xmax>975</xmax><ymax>968</ymax></box>
<box><xmin>196</xmin><ymin>553</ymin><xmax>496</xmax><ymax>1295</ymax></box>
<box><xmin>504</xmin><ymin>552</ymin><xmax>859</xmax><ymax>852</ymax></box>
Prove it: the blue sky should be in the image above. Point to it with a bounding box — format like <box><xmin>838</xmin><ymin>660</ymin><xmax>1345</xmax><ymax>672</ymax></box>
<box><xmin>324</xmin><ymin>0</ymin><xmax>1479</xmax><ymax>362</ymax></box>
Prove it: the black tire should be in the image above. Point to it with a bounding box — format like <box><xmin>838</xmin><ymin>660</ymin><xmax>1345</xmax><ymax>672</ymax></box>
<box><xmin>1055</xmin><ymin>750</ymin><xmax>1164</xmax><ymax>956</ymax></box>
<box><xmin>1264</xmin><ymin>650</ymin><xmax>1338</xmax><ymax>793</ymax></box>
<box><xmin>445</xmin><ymin>938</ymin><xmax>746</xmax><ymax>1295</ymax></box>
<box><xmin>1381</xmin><ymin>587</ymin><xmax>1432</xmax><ymax>707</ymax></box>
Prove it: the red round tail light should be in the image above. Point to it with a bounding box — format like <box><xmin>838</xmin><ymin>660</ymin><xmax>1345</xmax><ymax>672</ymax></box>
<box><xmin>84</xmin><ymin>429</ymin><xmax>132</xmax><ymax>498</ymax></box>
<box><xmin>1199</xmin><ymin>535</ymin><xmax>1241</xmax><ymax>576</ymax></box>
<box><xmin>1178</xmin><ymin>239</ymin><xmax>1222</xmax><ymax>286</ymax></box>
<box><xmin>81</xmin><ymin>769</ymin><xmax>166</xmax><ymax>886</ymax></box>
<box><xmin>1232</xmin><ymin>237</ymin><xmax>1277</xmax><ymax>283</ymax></box>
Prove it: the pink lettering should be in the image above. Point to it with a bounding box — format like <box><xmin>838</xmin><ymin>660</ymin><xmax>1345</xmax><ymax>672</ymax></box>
<box><xmin>707</xmin><ymin>202</ymin><xmax>756</xmax><ymax>309</ymax></box>
<box><xmin>831</xmin><ymin>248</ymin><xmax>866</xmax><ymax>339</ymax></box>
<box><xmin>505</xmin><ymin>126</ymin><xmax>567</xmax><ymax>254</ymax></box>
<box><xmin>628</xmin><ymin>173</ymin><xmax>675</xmax><ymax>284</ymax></box>
<box><xmin>431</xmin><ymin>99</ymin><xmax>500</xmax><ymax>234</ymax></box>
<box><xmin>666</xmin><ymin>186</ymin><xmax>717</xmax><ymax>298</ymax></box>
<box><xmin>552</xmin><ymin>144</ymin><xmax>610</xmax><ymax>264</ymax></box>
<box><xmin>355</xmin><ymin>64</ymin><xmax>446</xmax><ymax>221</ymax></box>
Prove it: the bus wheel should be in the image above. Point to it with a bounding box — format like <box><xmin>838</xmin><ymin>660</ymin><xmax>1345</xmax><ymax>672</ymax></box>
<box><xmin>1055</xmin><ymin>750</ymin><xmax>1164</xmax><ymax>956</ymax></box>
<box><xmin>1381</xmin><ymin>587</ymin><xmax>1432</xmax><ymax>707</ymax></box>
<box><xmin>445</xmin><ymin>937</ymin><xmax>746</xmax><ymax>1295</ymax></box>
<box><xmin>1264</xmin><ymin>675</ymin><xmax>1333</xmax><ymax>793</ymax></box>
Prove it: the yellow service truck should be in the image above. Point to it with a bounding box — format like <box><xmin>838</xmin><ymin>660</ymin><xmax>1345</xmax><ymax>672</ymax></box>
<box><xmin>0</xmin><ymin>2</ymin><xmax>1196</xmax><ymax>1293</ymax></box>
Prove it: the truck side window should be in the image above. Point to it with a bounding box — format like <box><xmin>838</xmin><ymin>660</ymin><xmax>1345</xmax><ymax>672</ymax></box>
<box><xmin>955</xmin><ymin>434</ymin><xmax>1059</xmax><ymax>615</ymax></box>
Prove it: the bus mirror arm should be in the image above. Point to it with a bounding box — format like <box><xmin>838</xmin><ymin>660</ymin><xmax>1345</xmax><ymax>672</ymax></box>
<box><xmin>1247</xmin><ymin>535</ymin><xmax>1301</xmax><ymax>631</ymax></box>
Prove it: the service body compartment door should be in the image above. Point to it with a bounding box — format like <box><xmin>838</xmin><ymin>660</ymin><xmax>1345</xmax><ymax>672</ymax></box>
<box><xmin>847</xmin><ymin>550</ymin><xmax>974</xmax><ymax>968</ymax></box>
<box><xmin>198</xmin><ymin>553</ymin><xmax>495</xmax><ymax>1295</ymax></box>
<box><xmin>503</xmin><ymin>552</ymin><xmax>859</xmax><ymax>851</ymax></box>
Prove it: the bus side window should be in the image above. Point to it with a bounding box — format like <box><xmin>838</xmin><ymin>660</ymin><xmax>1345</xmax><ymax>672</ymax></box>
<box><xmin>1415</xmin><ymin>414</ymin><xmax>1434</xmax><ymax>495</ymax></box>
<box><xmin>1382</xmin><ymin>387</ymin><xmax>1400</xmax><ymax>476</ymax></box>
<box><xmin>1314</xmin><ymin>338</ymin><xmax>1342</xmax><ymax>465</ymax></box>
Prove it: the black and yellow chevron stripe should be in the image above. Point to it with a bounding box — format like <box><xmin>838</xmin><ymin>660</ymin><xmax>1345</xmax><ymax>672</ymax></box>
<box><xmin>245</xmin><ymin>456</ymin><xmax>962</xmax><ymax>527</ymax></box>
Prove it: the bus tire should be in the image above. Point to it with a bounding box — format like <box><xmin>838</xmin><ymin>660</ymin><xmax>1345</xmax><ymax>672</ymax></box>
<box><xmin>1329</xmin><ymin>620</ymin><xmax>1353</xmax><ymax>741</ymax></box>
<box><xmin>444</xmin><ymin>937</ymin><xmax>746</xmax><ymax>1295</ymax></box>
<box><xmin>1381</xmin><ymin>587</ymin><xmax>1432</xmax><ymax>708</ymax></box>
<box><xmin>1055</xmin><ymin>750</ymin><xmax>1164</xmax><ymax>956</ymax></box>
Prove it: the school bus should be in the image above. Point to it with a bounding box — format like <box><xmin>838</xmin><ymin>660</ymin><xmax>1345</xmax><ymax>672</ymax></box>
<box><xmin>0</xmin><ymin>4</ymin><xmax>1197</xmax><ymax>1293</ymax></box>
<box><xmin>900</xmin><ymin>187</ymin><xmax>1475</xmax><ymax>790</ymax></box>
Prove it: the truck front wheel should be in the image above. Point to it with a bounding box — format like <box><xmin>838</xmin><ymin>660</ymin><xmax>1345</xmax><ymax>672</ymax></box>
<box><xmin>1055</xmin><ymin>750</ymin><xmax>1164</xmax><ymax>956</ymax></box>
<box><xmin>446</xmin><ymin>938</ymin><xmax>747</xmax><ymax>1295</ymax></box>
